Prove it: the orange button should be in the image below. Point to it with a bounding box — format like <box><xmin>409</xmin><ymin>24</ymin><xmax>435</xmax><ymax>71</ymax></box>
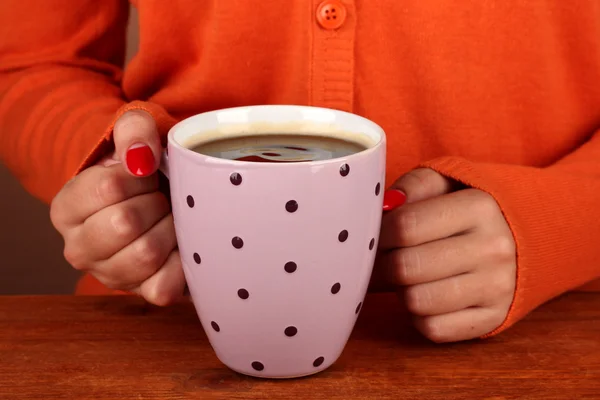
<box><xmin>316</xmin><ymin>1</ymin><xmax>347</xmax><ymax>30</ymax></box>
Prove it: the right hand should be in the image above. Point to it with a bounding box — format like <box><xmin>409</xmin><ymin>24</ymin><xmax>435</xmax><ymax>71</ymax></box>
<box><xmin>50</xmin><ymin>110</ymin><xmax>185</xmax><ymax>305</ymax></box>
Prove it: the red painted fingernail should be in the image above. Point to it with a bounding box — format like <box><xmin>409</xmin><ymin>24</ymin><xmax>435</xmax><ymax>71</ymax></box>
<box><xmin>383</xmin><ymin>189</ymin><xmax>406</xmax><ymax>211</ymax></box>
<box><xmin>126</xmin><ymin>144</ymin><xmax>155</xmax><ymax>176</ymax></box>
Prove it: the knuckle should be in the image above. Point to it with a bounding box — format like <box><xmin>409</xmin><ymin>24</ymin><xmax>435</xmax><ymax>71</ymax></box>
<box><xmin>404</xmin><ymin>285</ymin><xmax>431</xmax><ymax>316</ymax></box>
<box><xmin>394</xmin><ymin>209</ymin><xmax>418</xmax><ymax>246</ymax></box>
<box><xmin>49</xmin><ymin>180</ymin><xmax>78</xmax><ymax>231</ymax></box>
<box><xmin>488</xmin><ymin>234</ymin><xmax>516</xmax><ymax>261</ymax></box>
<box><xmin>407</xmin><ymin>168</ymin><xmax>434</xmax><ymax>186</ymax></box>
<box><xmin>116</xmin><ymin>110</ymin><xmax>155</xmax><ymax>133</ymax></box>
<box><xmin>110</xmin><ymin>206</ymin><xmax>140</xmax><ymax>240</ymax></box>
<box><xmin>126</xmin><ymin>109</ymin><xmax>154</xmax><ymax>124</ymax></box>
<box><xmin>395</xmin><ymin>249</ymin><xmax>421</xmax><ymax>285</ymax></box>
<box><xmin>450</xmin><ymin>277</ymin><xmax>463</xmax><ymax>299</ymax></box>
<box><xmin>100</xmin><ymin>277</ymin><xmax>128</xmax><ymax>291</ymax></box>
<box><xmin>418</xmin><ymin>317</ymin><xmax>448</xmax><ymax>343</ymax></box>
<box><xmin>63</xmin><ymin>244</ymin><xmax>86</xmax><ymax>271</ymax></box>
<box><xmin>49</xmin><ymin>196</ymin><xmax>63</xmax><ymax>229</ymax></box>
<box><xmin>398</xmin><ymin>169</ymin><xmax>429</xmax><ymax>193</ymax></box>
<box><xmin>145</xmin><ymin>284</ymin><xmax>176</xmax><ymax>307</ymax></box>
<box><xmin>494</xmin><ymin>269</ymin><xmax>516</xmax><ymax>299</ymax></box>
<box><xmin>96</xmin><ymin>173</ymin><xmax>126</xmax><ymax>206</ymax></box>
<box><xmin>132</xmin><ymin>236</ymin><xmax>164</xmax><ymax>270</ymax></box>
<box><xmin>403</xmin><ymin>171</ymin><xmax>423</xmax><ymax>187</ymax></box>
<box><xmin>471</xmin><ymin>189</ymin><xmax>499</xmax><ymax>216</ymax></box>
<box><xmin>489</xmin><ymin>308</ymin><xmax>508</xmax><ymax>332</ymax></box>
<box><xmin>97</xmin><ymin>261</ymin><xmax>137</xmax><ymax>291</ymax></box>
<box><xmin>397</xmin><ymin>168</ymin><xmax>447</xmax><ymax>199</ymax></box>
<box><xmin>439</xmin><ymin>201</ymin><xmax>459</xmax><ymax>225</ymax></box>
<box><xmin>100</xmin><ymin>278</ymin><xmax>120</xmax><ymax>290</ymax></box>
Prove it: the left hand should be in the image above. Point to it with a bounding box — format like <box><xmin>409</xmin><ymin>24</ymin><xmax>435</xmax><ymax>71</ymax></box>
<box><xmin>377</xmin><ymin>168</ymin><xmax>517</xmax><ymax>343</ymax></box>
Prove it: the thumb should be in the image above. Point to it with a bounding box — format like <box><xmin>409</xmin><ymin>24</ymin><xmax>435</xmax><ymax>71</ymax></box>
<box><xmin>113</xmin><ymin>110</ymin><xmax>162</xmax><ymax>177</ymax></box>
<box><xmin>388</xmin><ymin>168</ymin><xmax>458</xmax><ymax>205</ymax></box>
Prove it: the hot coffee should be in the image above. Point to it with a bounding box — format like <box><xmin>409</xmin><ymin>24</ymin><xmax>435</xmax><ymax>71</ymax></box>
<box><xmin>189</xmin><ymin>134</ymin><xmax>367</xmax><ymax>163</ymax></box>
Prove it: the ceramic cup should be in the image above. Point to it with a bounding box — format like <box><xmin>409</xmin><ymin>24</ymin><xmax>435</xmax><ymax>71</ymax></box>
<box><xmin>163</xmin><ymin>105</ymin><xmax>386</xmax><ymax>378</ymax></box>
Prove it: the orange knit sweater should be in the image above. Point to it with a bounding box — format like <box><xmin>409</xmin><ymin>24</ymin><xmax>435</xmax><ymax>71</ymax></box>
<box><xmin>1</xmin><ymin>0</ymin><xmax>600</xmax><ymax>336</ymax></box>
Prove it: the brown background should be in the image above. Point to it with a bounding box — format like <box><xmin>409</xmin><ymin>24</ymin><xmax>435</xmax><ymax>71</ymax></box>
<box><xmin>0</xmin><ymin>7</ymin><xmax>140</xmax><ymax>294</ymax></box>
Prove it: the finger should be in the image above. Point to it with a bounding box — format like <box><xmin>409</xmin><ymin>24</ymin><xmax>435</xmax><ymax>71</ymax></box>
<box><xmin>378</xmin><ymin>188</ymin><xmax>494</xmax><ymax>249</ymax></box>
<box><xmin>405</xmin><ymin>262</ymin><xmax>515</xmax><ymax>318</ymax></box>
<box><xmin>129</xmin><ymin>284</ymin><xmax>190</xmax><ymax>303</ymax></box>
<box><xmin>413</xmin><ymin>306</ymin><xmax>508</xmax><ymax>343</ymax></box>
<box><xmin>113</xmin><ymin>110</ymin><xmax>162</xmax><ymax>177</ymax></box>
<box><xmin>50</xmin><ymin>164</ymin><xmax>158</xmax><ymax>231</ymax></box>
<box><xmin>67</xmin><ymin>192</ymin><xmax>170</xmax><ymax>263</ymax></box>
<box><xmin>94</xmin><ymin>213</ymin><xmax>177</xmax><ymax>290</ymax></box>
<box><xmin>391</xmin><ymin>168</ymin><xmax>460</xmax><ymax>204</ymax></box>
<box><xmin>383</xmin><ymin>231</ymin><xmax>515</xmax><ymax>286</ymax></box>
<box><xmin>382</xmin><ymin>189</ymin><xmax>407</xmax><ymax>212</ymax></box>
<box><xmin>139</xmin><ymin>250</ymin><xmax>186</xmax><ymax>306</ymax></box>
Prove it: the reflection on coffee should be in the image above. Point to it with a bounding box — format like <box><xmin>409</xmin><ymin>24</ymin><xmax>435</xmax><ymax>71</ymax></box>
<box><xmin>189</xmin><ymin>134</ymin><xmax>367</xmax><ymax>163</ymax></box>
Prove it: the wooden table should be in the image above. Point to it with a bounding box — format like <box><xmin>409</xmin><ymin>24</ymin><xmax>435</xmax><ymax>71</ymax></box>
<box><xmin>1</xmin><ymin>293</ymin><xmax>599</xmax><ymax>399</ymax></box>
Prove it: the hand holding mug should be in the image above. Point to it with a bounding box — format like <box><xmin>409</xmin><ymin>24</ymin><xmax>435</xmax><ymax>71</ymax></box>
<box><xmin>378</xmin><ymin>168</ymin><xmax>517</xmax><ymax>343</ymax></box>
<box><xmin>50</xmin><ymin>110</ymin><xmax>185</xmax><ymax>305</ymax></box>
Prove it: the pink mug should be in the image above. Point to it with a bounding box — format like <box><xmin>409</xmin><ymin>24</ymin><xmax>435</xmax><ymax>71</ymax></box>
<box><xmin>163</xmin><ymin>105</ymin><xmax>386</xmax><ymax>378</ymax></box>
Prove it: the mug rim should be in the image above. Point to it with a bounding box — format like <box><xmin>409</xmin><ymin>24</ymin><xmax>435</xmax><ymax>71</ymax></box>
<box><xmin>166</xmin><ymin>105</ymin><xmax>386</xmax><ymax>167</ymax></box>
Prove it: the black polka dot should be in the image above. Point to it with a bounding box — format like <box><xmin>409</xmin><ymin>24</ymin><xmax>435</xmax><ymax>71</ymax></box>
<box><xmin>338</xmin><ymin>230</ymin><xmax>348</xmax><ymax>242</ymax></box>
<box><xmin>284</xmin><ymin>326</ymin><xmax>298</xmax><ymax>337</ymax></box>
<box><xmin>193</xmin><ymin>253</ymin><xmax>201</xmax><ymax>264</ymax></box>
<box><xmin>232</xmin><ymin>236</ymin><xmax>244</xmax><ymax>249</ymax></box>
<box><xmin>230</xmin><ymin>172</ymin><xmax>242</xmax><ymax>186</ymax></box>
<box><xmin>313</xmin><ymin>357</ymin><xmax>325</xmax><ymax>367</ymax></box>
<box><xmin>355</xmin><ymin>302</ymin><xmax>362</xmax><ymax>314</ymax></box>
<box><xmin>339</xmin><ymin>163</ymin><xmax>350</xmax><ymax>177</ymax></box>
<box><xmin>284</xmin><ymin>261</ymin><xmax>297</xmax><ymax>273</ymax></box>
<box><xmin>331</xmin><ymin>282</ymin><xmax>341</xmax><ymax>294</ymax></box>
<box><xmin>375</xmin><ymin>183</ymin><xmax>381</xmax><ymax>196</ymax></box>
<box><xmin>251</xmin><ymin>361</ymin><xmax>264</xmax><ymax>371</ymax></box>
<box><xmin>211</xmin><ymin>321</ymin><xmax>220</xmax><ymax>332</ymax></box>
<box><xmin>369</xmin><ymin>238</ymin><xmax>375</xmax><ymax>250</ymax></box>
<box><xmin>285</xmin><ymin>200</ymin><xmax>298</xmax><ymax>213</ymax></box>
<box><xmin>238</xmin><ymin>288</ymin><xmax>249</xmax><ymax>300</ymax></box>
<box><xmin>186</xmin><ymin>195</ymin><xmax>195</xmax><ymax>208</ymax></box>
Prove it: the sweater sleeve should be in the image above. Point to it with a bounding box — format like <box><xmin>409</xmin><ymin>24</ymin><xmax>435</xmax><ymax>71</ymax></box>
<box><xmin>419</xmin><ymin>128</ymin><xmax>600</xmax><ymax>337</ymax></box>
<box><xmin>0</xmin><ymin>0</ymin><xmax>175</xmax><ymax>205</ymax></box>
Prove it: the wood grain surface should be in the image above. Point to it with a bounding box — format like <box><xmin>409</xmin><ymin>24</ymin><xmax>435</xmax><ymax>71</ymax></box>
<box><xmin>0</xmin><ymin>293</ymin><xmax>599</xmax><ymax>399</ymax></box>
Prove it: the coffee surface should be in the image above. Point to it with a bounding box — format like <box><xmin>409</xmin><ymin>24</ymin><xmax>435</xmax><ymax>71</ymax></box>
<box><xmin>189</xmin><ymin>134</ymin><xmax>367</xmax><ymax>162</ymax></box>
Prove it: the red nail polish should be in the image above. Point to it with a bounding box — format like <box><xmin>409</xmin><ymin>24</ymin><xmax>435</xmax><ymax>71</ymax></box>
<box><xmin>126</xmin><ymin>144</ymin><xmax>155</xmax><ymax>176</ymax></box>
<box><xmin>383</xmin><ymin>189</ymin><xmax>406</xmax><ymax>211</ymax></box>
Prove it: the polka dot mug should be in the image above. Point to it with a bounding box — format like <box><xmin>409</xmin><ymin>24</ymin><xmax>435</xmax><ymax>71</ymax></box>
<box><xmin>163</xmin><ymin>105</ymin><xmax>386</xmax><ymax>378</ymax></box>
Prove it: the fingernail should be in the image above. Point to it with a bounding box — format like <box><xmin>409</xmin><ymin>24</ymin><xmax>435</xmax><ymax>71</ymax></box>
<box><xmin>383</xmin><ymin>189</ymin><xmax>406</xmax><ymax>211</ymax></box>
<box><xmin>126</xmin><ymin>144</ymin><xmax>155</xmax><ymax>176</ymax></box>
